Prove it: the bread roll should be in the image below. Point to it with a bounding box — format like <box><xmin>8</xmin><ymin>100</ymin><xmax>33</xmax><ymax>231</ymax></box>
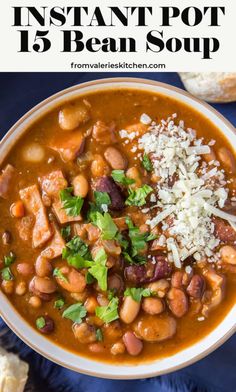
<box><xmin>179</xmin><ymin>72</ymin><xmax>236</xmax><ymax>103</ymax></box>
<box><xmin>0</xmin><ymin>348</ymin><xmax>28</xmax><ymax>392</ymax></box>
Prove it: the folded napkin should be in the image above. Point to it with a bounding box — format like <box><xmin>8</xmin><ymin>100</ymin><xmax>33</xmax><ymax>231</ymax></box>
<box><xmin>0</xmin><ymin>72</ymin><xmax>235</xmax><ymax>392</ymax></box>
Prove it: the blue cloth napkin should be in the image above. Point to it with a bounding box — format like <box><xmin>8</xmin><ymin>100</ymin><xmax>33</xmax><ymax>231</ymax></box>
<box><xmin>0</xmin><ymin>72</ymin><xmax>235</xmax><ymax>392</ymax></box>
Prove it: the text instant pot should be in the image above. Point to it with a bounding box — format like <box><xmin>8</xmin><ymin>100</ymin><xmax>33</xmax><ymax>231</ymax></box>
<box><xmin>13</xmin><ymin>6</ymin><xmax>225</xmax><ymax>59</ymax></box>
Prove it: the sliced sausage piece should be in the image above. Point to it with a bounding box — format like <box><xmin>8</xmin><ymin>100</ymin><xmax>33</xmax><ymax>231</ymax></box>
<box><xmin>213</xmin><ymin>217</ymin><xmax>236</xmax><ymax>244</ymax></box>
<box><xmin>19</xmin><ymin>185</ymin><xmax>52</xmax><ymax>248</ymax></box>
<box><xmin>186</xmin><ymin>275</ymin><xmax>205</xmax><ymax>299</ymax></box>
<box><xmin>41</xmin><ymin>223</ymin><xmax>65</xmax><ymax>259</ymax></box>
<box><xmin>133</xmin><ymin>315</ymin><xmax>176</xmax><ymax>342</ymax></box>
<box><xmin>39</xmin><ymin>170</ymin><xmax>68</xmax><ymax>200</ymax></box>
<box><xmin>167</xmin><ymin>288</ymin><xmax>188</xmax><ymax>318</ymax></box>
<box><xmin>50</xmin><ymin>131</ymin><xmax>85</xmax><ymax>162</ymax></box>
<box><xmin>123</xmin><ymin>332</ymin><xmax>143</xmax><ymax>356</ymax></box>
<box><xmin>95</xmin><ymin>176</ymin><xmax>125</xmax><ymax>211</ymax></box>
<box><xmin>104</xmin><ymin>147</ymin><xmax>127</xmax><ymax>170</ymax></box>
<box><xmin>0</xmin><ymin>164</ymin><xmax>16</xmax><ymax>199</ymax></box>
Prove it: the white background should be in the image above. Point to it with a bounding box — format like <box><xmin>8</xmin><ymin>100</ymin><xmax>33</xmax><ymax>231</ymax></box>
<box><xmin>0</xmin><ymin>0</ymin><xmax>235</xmax><ymax>72</ymax></box>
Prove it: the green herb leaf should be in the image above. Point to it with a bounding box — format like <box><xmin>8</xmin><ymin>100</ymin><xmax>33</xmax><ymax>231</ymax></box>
<box><xmin>62</xmin><ymin>236</ymin><xmax>92</xmax><ymax>268</ymax></box>
<box><xmin>125</xmin><ymin>217</ymin><xmax>156</xmax><ymax>258</ymax></box>
<box><xmin>107</xmin><ymin>289</ymin><xmax>115</xmax><ymax>300</ymax></box>
<box><xmin>62</xmin><ymin>303</ymin><xmax>87</xmax><ymax>323</ymax></box>
<box><xmin>96</xmin><ymin>328</ymin><xmax>103</xmax><ymax>341</ymax></box>
<box><xmin>54</xmin><ymin>298</ymin><xmax>65</xmax><ymax>309</ymax></box>
<box><xmin>85</xmin><ymin>272</ymin><xmax>95</xmax><ymax>284</ymax></box>
<box><xmin>94</xmin><ymin>191</ymin><xmax>111</xmax><ymax>207</ymax></box>
<box><xmin>124</xmin><ymin>287</ymin><xmax>152</xmax><ymax>302</ymax></box>
<box><xmin>142</xmin><ymin>154</ymin><xmax>153</xmax><ymax>172</ymax></box>
<box><xmin>125</xmin><ymin>185</ymin><xmax>153</xmax><ymax>207</ymax></box>
<box><xmin>61</xmin><ymin>225</ymin><xmax>71</xmax><ymax>240</ymax></box>
<box><xmin>36</xmin><ymin>316</ymin><xmax>46</xmax><ymax>329</ymax></box>
<box><xmin>53</xmin><ymin>268</ymin><xmax>68</xmax><ymax>283</ymax></box>
<box><xmin>111</xmin><ymin>170</ymin><xmax>135</xmax><ymax>186</ymax></box>
<box><xmin>95</xmin><ymin>297</ymin><xmax>119</xmax><ymax>323</ymax></box>
<box><xmin>122</xmin><ymin>251</ymin><xmax>146</xmax><ymax>265</ymax></box>
<box><xmin>91</xmin><ymin>212</ymin><xmax>118</xmax><ymax>240</ymax></box>
<box><xmin>1</xmin><ymin>267</ymin><xmax>14</xmax><ymax>281</ymax></box>
<box><xmin>60</xmin><ymin>187</ymin><xmax>84</xmax><ymax>217</ymax></box>
<box><xmin>4</xmin><ymin>252</ymin><xmax>16</xmax><ymax>267</ymax></box>
<box><xmin>88</xmin><ymin>248</ymin><xmax>108</xmax><ymax>291</ymax></box>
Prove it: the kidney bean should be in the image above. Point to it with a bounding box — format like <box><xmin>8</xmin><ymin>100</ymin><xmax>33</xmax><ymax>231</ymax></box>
<box><xmin>167</xmin><ymin>288</ymin><xmax>188</xmax><ymax>318</ymax></box>
<box><xmin>186</xmin><ymin>275</ymin><xmax>205</xmax><ymax>299</ymax></box>
<box><xmin>17</xmin><ymin>262</ymin><xmax>34</xmax><ymax>276</ymax></box>
<box><xmin>123</xmin><ymin>332</ymin><xmax>143</xmax><ymax>356</ymax></box>
<box><xmin>104</xmin><ymin>147</ymin><xmax>127</xmax><ymax>170</ymax></box>
<box><xmin>95</xmin><ymin>176</ymin><xmax>125</xmax><ymax>211</ymax></box>
<box><xmin>35</xmin><ymin>256</ymin><xmax>52</xmax><ymax>278</ymax></box>
<box><xmin>37</xmin><ymin>316</ymin><xmax>54</xmax><ymax>334</ymax></box>
<box><xmin>125</xmin><ymin>256</ymin><xmax>172</xmax><ymax>284</ymax></box>
<box><xmin>220</xmin><ymin>245</ymin><xmax>236</xmax><ymax>265</ymax></box>
<box><xmin>33</xmin><ymin>276</ymin><xmax>57</xmax><ymax>294</ymax></box>
<box><xmin>134</xmin><ymin>315</ymin><xmax>177</xmax><ymax>342</ymax></box>
<box><xmin>142</xmin><ymin>297</ymin><xmax>164</xmax><ymax>315</ymax></box>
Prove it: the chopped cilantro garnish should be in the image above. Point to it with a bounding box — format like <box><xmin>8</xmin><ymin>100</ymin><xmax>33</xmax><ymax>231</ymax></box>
<box><xmin>91</xmin><ymin>212</ymin><xmax>118</xmax><ymax>240</ymax></box>
<box><xmin>60</xmin><ymin>187</ymin><xmax>84</xmax><ymax>217</ymax></box>
<box><xmin>96</xmin><ymin>328</ymin><xmax>103</xmax><ymax>341</ymax></box>
<box><xmin>53</xmin><ymin>268</ymin><xmax>68</xmax><ymax>283</ymax></box>
<box><xmin>62</xmin><ymin>303</ymin><xmax>87</xmax><ymax>323</ymax></box>
<box><xmin>125</xmin><ymin>184</ymin><xmax>153</xmax><ymax>206</ymax></box>
<box><xmin>95</xmin><ymin>297</ymin><xmax>119</xmax><ymax>323</ymax></box>
<box><xmin>36</xmin><ymin>316</ymin><xmax>46</xmax><ymax>329</ymax></box>
<box><xmin>142</xmin><ymin>154</ymin><xmax>153</xmax><ymax>172</ymax></box>
<box><xmin>4</xmin><ymin>252</ymin><xmax>16</xmax><ymax>267</ymax></box>
<box><xmin>124</xmin><ymin>287</ymin><xmax>152</xmax><ymax>302</ymax></box>
<box><xmin>61</xmin><ymin>225</ymin><xmax>71</xmax><ymax>240</ymax></box>
<box><xmin>111</xmin><ymin>170</ymin><xmax>135</xmax><ymax>186</ymax></box>
<box><xmin>107</xmin><ymin>289</ymin><xmax>115</xmax><ymax>300</ymax></box>
<box><xmin>85</xmin><ymin>271</ymin><xmax>95</xmax><ymax>284</ymax></box>
<box><xmin>88</xmin><ymin>248</ymin><xmax>108</xmax><ymax>291</ymax></box>
<box><xmin>62</xmin><ymin>236</ymin><xmax>92</xmax><ymax>268</ymax></box>
<box><xmin>1</xmin><ymin>267</ymin><xmax>14</xmax><ymax>281</ymax></box>
<box><xmin>122</xmin><ymin>252</ymin><xmax>146</xmax><ymax>265</ymax></box>
<box><xmin>88</xmin><ymin>191</ymin><xmax>111</xmax><ymax>221</ymax></box>
<box><xmin>54</xmin><ymin>298</ymin><xmax>65</xmax><ymax>309</ymax></box>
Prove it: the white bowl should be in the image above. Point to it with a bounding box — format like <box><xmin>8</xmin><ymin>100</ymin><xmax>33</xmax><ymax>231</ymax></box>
<box><xmin>0</xmin><ymin>78</ymin><xmax>235</xmax><ymax>379</ymax></box>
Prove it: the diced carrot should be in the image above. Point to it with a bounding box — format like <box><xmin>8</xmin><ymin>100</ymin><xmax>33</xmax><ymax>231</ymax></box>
<box><xmin>10</xmin><ymin>200</ymin><xmax>25</xmax><ymax>218</ymax></box>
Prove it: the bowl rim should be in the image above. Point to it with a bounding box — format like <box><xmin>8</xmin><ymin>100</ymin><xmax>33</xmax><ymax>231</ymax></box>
<box><xmin>0</xmin><ymin>76</ymin><xmax>235</xmax><ymax>379</ymax></box>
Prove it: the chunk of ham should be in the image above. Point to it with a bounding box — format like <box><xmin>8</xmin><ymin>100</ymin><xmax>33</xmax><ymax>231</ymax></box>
<box><xmin>52</xmin><ymin>199</ymin><xmax>82</xmax><ymax>224</ymax></box>
<box><xmin>41</xmin><ymin>222</ymin><xmax>65</xmax><ymax>259</ymax></box>
<box><xmin>50</xmin><ymin>131</ymin><xmax>85</xmax><ymax>162</ymax></box>
<box><xmin>0</xmin><ymin>164</ymin><xmax>15</xmax><ymax>199</ymax></box>
<box><xmin>19</xmin><ymin>185</ymin><xmax>52</xmax><ymax>248</ymax></box>
<box><xmin>39</xmin><ymin>170</ymin><xmax>67</xmax><ymax>199</ymax></box>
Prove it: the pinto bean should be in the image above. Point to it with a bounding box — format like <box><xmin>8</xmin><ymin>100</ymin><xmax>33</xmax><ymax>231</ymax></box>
<box><xmin>108</xmin><ymin>274</ymin><xmax>124</xmax><ymax>293</ymax></box>
<box><xmin>110</xmin><ymin>342</ymin><xmax>126</xmax><ymax>355</ymax></box>
<box><xmin>119</xmin><ymin>296</ymin><xmax>140</xmax><ymax>324</ymax></box>
<box><xmin>171</xmin><ymin>271</ymin><xmax>191</xmax><ymax>288</ymax></box>
<box><xmin>73</xmin><ymin>322</ymin><xmax>97</xmax><ymax>344</ymax></box>
<box><xmin>59</xmin><ymin>103</ymin><xmax>90</xmax><ymax>131</ymax></box>
<box><xmin>17</xmin><ymin>262</ymin><xmax>34</xmax><ymax>276</ymax></box>
<box><xmin>72</xmin><ymin>174</ymin><xmax>89</xmax><ymax>198</ymax></box>
<box><xmin>133</xmin><ymin>315</ymin><xmax>177</xmax><ymax>342</ymax></box>
<box><xmin>123</xmin><ymin>332</ymin><xmax>143</xmax><ymax>356</ymax></box>
<box><xmin>142</xmin><ymin>297</ymin><xmax>164</xmax><ymax>315</ymax></box>
<box><xmin>35</xmin><ymin>256</ymin><xmax>52</xmax><ymax>278</ymax></box>
<box><xmin>56</xmin><ymin>267</ymin><xmax>86</xmax><ymax>293</ymax></box>
<box><xmin>33</xmin><ymin>276</ymin><xmax>57</xmax><ymax>294</ymax></box>
<box><xmin>104</xmin><ymin>147</ymin><xmax>127</xmax><ymax>170</ymax></box>
<box><xmin>95</xmin><ymin>176</ymin><xmax>125</xmax><ymax>211</ymax></box>
<box><xmin>220</xmin><ymin>245</ymin><xmax>236</xmax><ymax>265</ymax></box>
<box><xmin>91</xmin><ymin>155</ymin><xmax>110</xmax><ymax>177</ymax></box>
<box><xmin>217</xmin><ymin>147</ymin><xmax>236</xmax><ymax>173</ymax></box>
<box><xmin>213</xmin><ymin>217</ymin><xmax>236</xmax><ymax>244</ymax></box>
<box><xmin>147</xmin><ymin>279</ymin><xmax>170</xmax><ymax>298</ymax></box>
<box><xmin>186</xmin><ymin>275</ymin><xmax>205</xmax><ymax>299</ymax></box>
<box><xmin>103</xmin><ymin>321</ymin><xmax>123</xmax><ymax>341</ymax></box>
<box><xmin>167</xmin><ymin>288</ymin><xmax>188</xmax><ymax>318</ymax></box>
